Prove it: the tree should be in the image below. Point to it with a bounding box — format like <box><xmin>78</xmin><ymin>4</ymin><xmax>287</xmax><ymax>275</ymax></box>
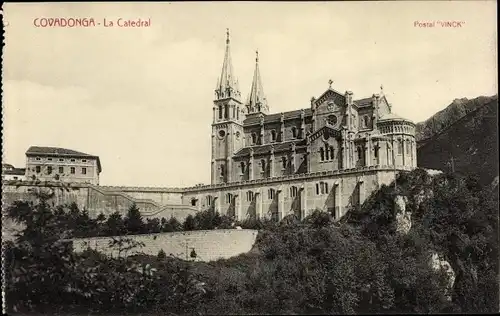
<box><xmin>105</xmin><ymin>211</ymin><xmax>126</xmax><ymax>236</ymax></box>
<box><xmin>95</xmin><ymin>212</ymin><xmax>107</xmax><ymax>236</ymax></box>
<box><xmin>167</xmin><ymin>217</ymin><xmax>182</xmax><ymax>232</ymax></box>
<box><xmin>183</xmin><ymin>215</ymin><xmax>196</xmax><ymax>231</ymax></box>
<box><xmin>194</xmin><ymin>209</ymin><xmax>222</xmax><ymax>230</ymax></box>
<box><xmin>145</xmin><ymin>218</ymin><xmax>161</xmax><ymax>234</ymax></box>
<box><xmin>157</xmin><ymin>249</ymin><xmax>166</xmax><ymax>260</ymax></box>
<box><xmin>124</xmin><ymin>203</ymin><xmax>144</xmax><ymax>235</ymax></box>
<box><xmin>304</xmin><ymin>209</ymin><xmax>332</xmax><ymax>228</ymax></box>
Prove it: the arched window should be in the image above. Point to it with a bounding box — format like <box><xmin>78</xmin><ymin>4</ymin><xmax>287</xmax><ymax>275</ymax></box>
<box><xmin>246</xmin><ymin>191</ymin><xmax>254</xmax><ymax>202</ymax></box>
<box><xmin>397</xmin><ymin>140</ymin><xmax>403</xmax><ymax>154</ymax></box>
<box><xmin>357</xmin><ymin>147</ymin><xmax>362</xmax><ymax>160</ymax></box>
<box><xmin>318</xmin><ymin>182</ymin><xmax>329</xmax><ymax>195</ymax></box>
<box><xmin>291</xmin><ymin>127</ymin><xmax>297</xmax><ymax>138</ymax></box>
<box><xmin>240</xmin><ymin>162</ymin><xmax>245</xmax><ymax>174</ymax></box>
<box><xmin>320</xmin><ymin>148</ymin><xmax>325</xmax><ymax>161</ymax></box>
<box><xmin>325</xmin><ymin>145</ymin><xmax>330</xmax><ymax>160</ymax></box>
<box><xmin>226</xmin><ymin>193</ymin><xmax>233</xmax><ymax>204</ymax></box>
<box><xmin>218</xmin><ymin>105</ymin><xmax>222</xmax><ymax>119</ymax></box>
<box><xmin>261</xmin><ymin>159</ymin><xmax>266</xmax><ymax>172</ymax></box>
<box><xmin>237</xmin><ymin>107</ymin><xmax>239</xmax><ymax>120</ymax></box>
<box><xmin>374</xmin><ymin>145</ymin><xmax>379</xmax><ymax>158</ymax></box>
<box><xmin>268</xmin><ymin>188</ymin><xmax>275</xmax><ymax>200</ymax></box>
<box><xmin>206</xmin><ymin>196</ymin><xmax>212</xmax><ymax>206</ymax></box>
<box><xmin>191</xmin><ymin>198</ymin><xmax>197</xmax><ymax>206</ymax></box>
<box><xmin>363</xmin><ymin>116</ymin><xmax>370</xmax><ymax>128</ymax></box>
<box><xmin>282</xmin><ymin>157</ymin><xmax>287</xmax><ymax>169</ymax></box>
<box><xmin>271</xmin><ymin>130</ymin><xmax>277</xmax><ymax>142</ymax></box>
<box><xmin>330</xmin><ymin>146</ymin><xmax>335</xmax><ymax>159</ymax></box>
<box><xmin>232</xmin><ymin>106</ymin><xmax>235</xmax><ymax>118</ymax></box>
<box><xmin>251</xmin><ymin>133</ymin><xmax>257</xmax><ymax>145</ymax></box>
<box><xmin>224</xmin><ymin>104</ymin><xmax>229</xmax><ymax>119</ymax></box>
<box><xmin>220</xmin><ymin>165</ymin><xmax>225</xmax><ymax>177</ymax></box>
<box><xmin>290</xmin><ymin>186</ymin><xmax>298</xmax><ymax>198</ymax></box>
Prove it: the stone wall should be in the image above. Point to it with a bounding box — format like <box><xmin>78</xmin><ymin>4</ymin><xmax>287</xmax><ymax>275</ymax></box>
<box><xmin>71</xmin><ymin>229</ymin><xmax>259</xmax><ymax>262</ymax></box>
<box><xmin>2</xmin><ymin>166</ymin><xmax>413</xmax><ymax>224</ymax></box>
<box><xmin>182</xmin><ymin>166</ymin><xmax>404</xmax><ymax>221</ymax></box>
<box><xmin>2</xmin><ymin>181</ymin><xmax>196</xmax><ymax>221</ymax></box>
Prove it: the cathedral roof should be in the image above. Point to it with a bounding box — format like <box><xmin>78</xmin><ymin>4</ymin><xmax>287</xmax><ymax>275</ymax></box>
<box><xmin>26</xmin><ymin>146</ymin><xmax>102</xmax><ymax>172</ymax></box>
<box><xmin>233</xmin><ymin>140</ymin><xmax>307</xmax><ymax>158</ymax></box>
<box><xmin>354</xmin><ymin>97</ymin><xmax>373</xmax><ymax>107</ymax></box>
<box><xmin>245</xmin><ymin>51</ymin><xmax>269</xmax><ymax>114</ymax></box>
<box><xmin>378</xmin><ymin>112</ymin><xmax>414</xmax><ymax>124</ymax></box>
<box><xmin>215</xmin><ymin>29</ymin><xmax>241</xmax><ymax>101</ymax></box>
<box><xmin>243</xmin><ymin>108</ymin><xmax>313</xmax><ymax>125</ymax></box>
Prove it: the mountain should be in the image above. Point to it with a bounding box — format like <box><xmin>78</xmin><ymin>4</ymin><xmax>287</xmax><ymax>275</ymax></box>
<box><xmin>416</xmin><ymin>95</ymin><xmax>498</xmax><ymax>186</ymax></box>
<box><xmin>415</xmin><ymin>95</ymin><xmax>497</xmax><ymax>143</ymax></box>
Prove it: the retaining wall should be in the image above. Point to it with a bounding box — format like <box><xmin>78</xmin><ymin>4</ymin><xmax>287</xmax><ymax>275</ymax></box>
<box><xmin>71</xmin><ymin>229</ymin><xmax>259</xmax><ymax>262</ymax></box>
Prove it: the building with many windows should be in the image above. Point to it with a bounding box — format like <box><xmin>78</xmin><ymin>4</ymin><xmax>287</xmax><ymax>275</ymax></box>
<box><xmin>5</xmin><ymin>31</ymin><xmax>417</xmax><ymax>223</ymax></box>
<box><xmin>179</xmin><ymin>30</ymin><xmax>418</xmax><ymax>221</ymax></box>
<box><xmin>24</xmin><ymin>146</ymin><xmax>102</xmax><ymax>185</ymax></box>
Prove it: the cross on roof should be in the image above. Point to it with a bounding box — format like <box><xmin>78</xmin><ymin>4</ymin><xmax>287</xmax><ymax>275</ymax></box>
<box><xmin>328</xmin><ymin>79</ymin><xmax>333</xmax><ymax>88</ymax></box>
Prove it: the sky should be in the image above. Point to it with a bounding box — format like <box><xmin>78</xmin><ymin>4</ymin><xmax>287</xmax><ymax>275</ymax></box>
<box><xmin>2</xmin><ymin>1</ymin><xmax>497</xmax><ymax>187</ymax></box>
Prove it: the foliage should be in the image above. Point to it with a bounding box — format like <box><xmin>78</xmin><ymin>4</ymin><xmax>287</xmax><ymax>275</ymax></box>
<box><xmin>4</xmin><ymin>194</ymin><xmax>206</xmax><ymax>315</ymax></box>
<box><xmin>124</xmin><ymin>203</ymin><xmax>144</xmax><ymax>234</ymax></box>
<box><xmin>183</xmin><ymin>215</ymin><xmax>197</xmax><ymax>231</ymax></box>
<box><xmin>4</xmin><ymin>168</ymin><xmax>498</xmax><ymax>314</ymax></box>
<box><xmin>157</xmin><ymin>249</ymin><xmax>166</xmax><ymax>260</ymax></box>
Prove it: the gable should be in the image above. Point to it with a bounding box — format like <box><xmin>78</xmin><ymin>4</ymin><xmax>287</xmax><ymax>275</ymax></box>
<box><xmin>378</xmin><ymin>96</ymin><xmax>391</xmax><ymax>116</ymax></box>
<box><xmin>314</xmin><ymin>89</ymin><xmax>346</xmax><ymax>109</ymax></box>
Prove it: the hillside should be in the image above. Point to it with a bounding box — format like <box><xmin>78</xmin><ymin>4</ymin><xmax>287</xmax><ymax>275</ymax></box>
<box><xmin>417</xmin><ymin>95</ymin><xmax>498</xmax><ymax>186</ymax></box>
<box><xmin>415</xmin><ymin>95</ymin><xmax>498</xmax><ymax>143</ymax></box>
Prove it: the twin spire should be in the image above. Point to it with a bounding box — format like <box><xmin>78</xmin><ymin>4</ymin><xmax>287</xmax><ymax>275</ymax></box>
<box><xmin>215</xmin><ymin>29</ymin><xmax>268</xmax><ymax>115</ymax></box>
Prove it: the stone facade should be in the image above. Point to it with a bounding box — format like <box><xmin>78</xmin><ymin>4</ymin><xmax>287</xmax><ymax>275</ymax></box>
<box><xmin>71</xmin><ymin>229</ymin><xmax>259</xmax><ymax>262</ymax></box>
<box><xmin>24</xmin><ymin>146</ymin><xmax>102</xmax><ymax>185</ymax></box>
<box><xmin>2</xmin><ymin>181</ymin><xmax>196</xmax><ymax>221</ymax></box>
<box><xmin>203</xmin><ymin>30</ymin><xmax>417</xmax><ymax>220</ymax></box>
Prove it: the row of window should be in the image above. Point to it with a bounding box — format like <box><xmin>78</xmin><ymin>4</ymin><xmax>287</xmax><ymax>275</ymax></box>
<box><xmin>380</xmin><ymin>125</ymin><xmax>413</xmax><ymax>134</ymax></box>
<box><xmin>238</xmin><ymin>157</ymin><xmax>290</xmax><ymax>174</ymax></box>
<box><xmin>250</xmin><ymin>127</ymin><xmax>300</xmax><ymax>145</ymax></box>
<box><xmin>34</xmin><ymin>157</ymin><xmax>88</xmax><ymax>163</ymax></box>
<box><xmin>218</xmin><ymin>104</ymin><xmax>240</xmax><ymax>121</ymax></box>
<box><xmin>34</xmin><ymin>165</ymin><xmax>87</xmax><ymax>175</ymax></box>
<box><xmin>397</xmin><ymin>140</ymin><xmax>413</xmax><ymax>155</ymax></box>
<box><xmin>207</xmin><ymin>182</ymin><xmax>334</xmax><ymax>206</ymax></box>
<box><xmin>319</xmin><ymin>146</ymin><xmax>336</xmax><ymax>161</ymax></box>
<box><xmin>316</xmin><ymin>182</ymin><xmax>329</xmax><ymax>195</ymax></box>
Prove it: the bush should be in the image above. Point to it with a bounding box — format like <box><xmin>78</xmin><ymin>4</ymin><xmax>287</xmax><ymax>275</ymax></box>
<box><xmin>157</xmin><ymin>249</ymin><xmax>166</xmax><ymax>260</ymax></box>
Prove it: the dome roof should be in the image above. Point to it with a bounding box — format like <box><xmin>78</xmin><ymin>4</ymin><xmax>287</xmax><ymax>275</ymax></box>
<box><xmin>378</xmin><ymin>112</ymin><xmax>414</xmax><ymax>123</ymax></box>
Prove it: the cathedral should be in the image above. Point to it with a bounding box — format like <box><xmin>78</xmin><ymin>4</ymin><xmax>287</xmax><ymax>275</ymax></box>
<box><xmin>2</xmin><ymin>30</ymin><xmax>418</xmax><ymax>223</ymax></box>
<box><xmin>180</xmin><ymin>30</ymin><xmax>417</xmax><ymax>221</ymax></box>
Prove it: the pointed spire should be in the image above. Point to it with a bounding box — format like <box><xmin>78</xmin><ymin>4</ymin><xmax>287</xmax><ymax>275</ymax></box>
<box><xmin>214</xmin><ymin>28</ymin><xmax>241</xmax><ymax>101</ymax></box>
<box><xmin>246</xmin><ymin>50</ymin><xmax>269</xmax><ymax>114</ymax></box>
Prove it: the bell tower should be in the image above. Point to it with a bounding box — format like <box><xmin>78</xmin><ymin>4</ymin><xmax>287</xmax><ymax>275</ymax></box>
<box><xmin>211</xmin><ymin>29</ymin><xmax>244</xmax><ymax>185</ymax></box>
